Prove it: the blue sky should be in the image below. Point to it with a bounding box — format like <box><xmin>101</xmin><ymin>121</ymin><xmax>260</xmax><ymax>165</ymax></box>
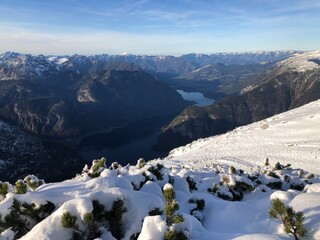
<box><xmin>0</xmin><ymin>0</ymin><xmax>319</xmax><ymax>55</ymax></box>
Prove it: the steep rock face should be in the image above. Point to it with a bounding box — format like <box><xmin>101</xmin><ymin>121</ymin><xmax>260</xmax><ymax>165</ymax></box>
<box><xmin>0</xmin><ymin>53</ymin><xmax>188</xmax><ymax>138</ymax></box>
<box><xmin>155</xmin><ymin>51</ymin><xmax>320</xmax><ymax>151</ymax></box>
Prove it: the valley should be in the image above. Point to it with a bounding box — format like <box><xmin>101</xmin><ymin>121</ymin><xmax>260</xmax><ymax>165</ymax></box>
<box><xmin>0</xmin><ymin>51</ymin><xmax>297</xmax><ymax>182</ymax></box>
<box><xmin>156</xmin><ymin>51</ymin><xmax>320</xmax><ymax>151</ymax></box>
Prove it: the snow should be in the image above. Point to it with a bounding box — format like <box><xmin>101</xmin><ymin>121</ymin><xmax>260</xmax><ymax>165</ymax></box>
<box><xmin>0</xmin><ymin>228</ymin><xmax>15</xmax><ymax>240</ymax></box>
<box><xmin>47</xmin><ymin>57</ymin><xmax>69</xmax><ymax>65</ymax></box>
<box><xmin>290</xmin><ymin>193</ymin><xmax>320</xmax><ymax>238</ymax></box>
<box><xmin>276</xmin><ymin>51</ymin><xmax>320</xmax><ymax>73</ymax></box>
<box><xmin>305</xmin><ymin>183</ymin><xmax>320</xmax><ymax>193</ymax></box>
<box><xmin>270</xmin><ymin>191</ymin><xmax>298</xmax><ymax>205</ymax></box>
<box><xmin>166</xmin><ymin>99</ymin><xmax>320</xmax><ymax>175</ymax></box>
<box><xmin>163</xmin><ymin>183</ymin><xmax>173</xmax><ymax>190</ymax></box>
<box><xmin>138</xmin><ymin>216</ymin><xmax>167</xmax><ymax>240</ymax></box>
<box><xmin>77</xmin><ymin>88</ymin><xmax>97</xmax><ymax>102</ymax></box>
<box><xmin>1</xmin><ymin>100</ymin><xmax>320</xmax><ymax>239</ymax></box>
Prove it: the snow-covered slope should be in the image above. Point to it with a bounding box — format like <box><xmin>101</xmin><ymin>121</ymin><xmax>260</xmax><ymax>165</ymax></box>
<box><xmin>165</xmin><ymin>100</ymin><xmax>320</xmax><ymax>174</ymax></box>
<box><xmin>275</xmin><ymin>51</ymin><xmax>320</xmax><ymax>73</ymax></box>
<box><xmin>1</xmin><ymin>101</ymin><xmax>320</xmax><ymax>240</ymax></box>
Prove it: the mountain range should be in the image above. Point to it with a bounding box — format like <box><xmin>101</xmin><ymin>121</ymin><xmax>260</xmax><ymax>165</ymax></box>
<box><xmin>155</xmin><ymin>51</ymin><xmax>320</xmax><ymax>151</ymax></box>
<box><xmin>0</xmin><ymin>50</ymin><xmax>313</xmax><ymax>182</ymax></box>
<box><xmin>0</xmin><ymin>52</ymin><xmax>188</xmax><ymax>139</ymax></box>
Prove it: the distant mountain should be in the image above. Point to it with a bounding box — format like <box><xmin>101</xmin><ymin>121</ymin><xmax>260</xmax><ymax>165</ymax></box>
<box><xmin>155</xmin><ymin>51</ymin><xmax>320</xmax><ymax>151</ymax></box>
<box><xmin>106</xmin><ymin>50</ymin><xmax>300</xmax><ymax>75</ymax></box>
<box><xmin>0</xmin><ymin>51</ymin><xmax>299</xmax><ymax>102</ymax></box>
<box><xmin>166</xmin><ymin>62</ymin><xmax>273</xmax><ymax>100</ymax></box>
<box><xmin>0</xmin><ymin>52</ymin><xmax>188</xmax><ymax>138</ymax></box>
<box><xmin>181</xmin><ymin>50</ymin><xmax>300</xmax><ymax>66</ymax></box>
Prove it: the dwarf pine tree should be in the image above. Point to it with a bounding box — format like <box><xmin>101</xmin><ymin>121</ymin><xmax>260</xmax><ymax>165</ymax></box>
<box><xmin>105</xmin><ymin>199</ymin><xmax>127</xmax><ymax>239</ymax></box>
<box><xmin>88</xmin><ymin>157</ymin><xmax>107</xmax><ymax>178</ymax></box>
<box><xmin>269</xmin><ymin>198</ymin><xmax>307</xmax><ymax>240</ymax></box>
<box><xmin>186</xmin><ymin>176</ymin><xmax>197</xmax><ymax>192</ymax></box>
<box><xmin>163</xmin><ymin>184</ymin><xmax>187</xmax><ymax>239</ymax></box>
<box><xmin>0</xmin><ymin>182</ymin><xmax>9</xmax><ymax>198</ymax></box>
<box><xmin>164</xmin><ymin>229</ymin><xmax>188</xmax><ymax>240</ymax></box>
<box><xmin>24</xmin><ymin>175</ymin><xmax>44</xmax><ymax>191</ymax></box>
<box><xmin>137</xmin><ymin>158</ymin><xmax>146</xmax><ymax>169</ymax></box>
<box><xmin>229</xmin><ymin>166</ymin><xmax>236</xmax><ymax>174</ymax></box>
<box><xmin>265</xmin><ymin>158</ymin><xmax>270</xmax><ymax>167</ymax></box>
<box><xmin>61</xmin><ymin>199</ymin><xmax>127</xmax><ymax>240</ymax></box>
<box><xmin>0</xmin><ymin>199</ymin><xmax>55</xmax><ymax>238</ymax></box>
<box><xmin>15</xmin><ymin>180</ymin><xmax>27</xmax><ymax>194</ymax></box>
<box><xmin>148</xmin><ymin>163</ymin><xmax>164</xmax><ymax>180</ymax></box>
<box><xmin>61</xmin><ymin>211</ymin><xmax>78</xmax><ymax>229</ymax></box>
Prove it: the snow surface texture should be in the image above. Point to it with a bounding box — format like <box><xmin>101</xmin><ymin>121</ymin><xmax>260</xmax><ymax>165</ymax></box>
<box><xmin>275</xmin><ymin>51</ymin><xmax>320</xmax><ymax>73</ymax></box>
<box><xmin>166</xmin><ymin>100</ymin><xmax>320</xmax><ymax>175</ymax></box>
<box><xmin>0</xmin><ymin>158</ymin><xmax>319</xmax><ymax>240</ymax></box>
<box><xmin>0</xmin><ymin>100</ymin><xmax>320</xmax><ymax>240</ymax></box>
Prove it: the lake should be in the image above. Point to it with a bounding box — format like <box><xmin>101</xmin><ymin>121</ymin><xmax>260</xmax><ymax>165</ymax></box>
<box><xmin>177</xmin><ymin>90</ymin><xmax>214</xmax><ymax>106</ymax></box>
<box><xmin>78</xmin><ymin>90</ymin><xmax>214</xmax><ymax>167</ymax></box>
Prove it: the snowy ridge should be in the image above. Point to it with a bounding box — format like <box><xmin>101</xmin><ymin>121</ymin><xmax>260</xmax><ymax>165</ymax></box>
<box><xmin>240</xmin><ymin>51</ymin><xmax>320</xmax><ymax>95</ymax></box>
<box><xmin>166</xmin><ymin>100</ymin><xmax>320</xmax><ymax>175</ymax></box>
<box><xmin>0</xmin><ymin>52</ymin><xmax>60</xmax><ymax>80</ymax></box>
<box><xmin>275</xmin><ymin>51</ymin><xmax>320</xmax><ymax>73</ymax></box>
<box><xmin>0</xmin><ymin>50</ymin><xmax>299</xmax><ymax>81</ymax></box>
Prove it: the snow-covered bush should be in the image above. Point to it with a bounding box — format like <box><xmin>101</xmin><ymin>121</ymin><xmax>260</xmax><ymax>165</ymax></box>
<box><xmin>24</xmin><ymin>175</ymin><xmax>44</xmax><ymax>191</ymax></box>
<box><xmin>15</xmin><ymin>180</ymin><xmax>27</xmax><ymax>194</ymax></box>
<box><xmin>148</xmin><ymin>208</ymin><xmax>163</xmax><ymax>216</ymax></box>
<box><xmin>105</xmin><ymin>199</ymin><xmax>127</xmax><ymax>239</ymax></box>
<box><xmin>61</xmin><ymin>211</ymin><xmax>78</xmax><ymax>229</ymax></box>
<box><xmin>188</xmin><ymin>198</ymin><xmax>205</xmax><ymax>221</ymax></box>
<box><xmin>269</xmin><ymin>198</ymin><xmax>307</xmax><ymax>240</ymax></box>
<box><xmin>61</xmin><ymin>199</ymin><xmax>127</xmax><ymax>240</ymax></box>
<box><xmin>274</xmin><ymin>162</ymin><xmax>282</xmax><ymax>170</ymax></box>
<box><xmin>110</xmin><ymin>162</ymin><xmax>120</xmax><ymax>170</ymax></box>
<box><xmin>137</xmin><ymin>158</ymin><xmax>146</xmax><ymax>169</ymax></box>
<box><xmin>208</xmin><ymin>173</ymin><xmax>254</xmax><ymax>201</ymax></box>
<box><xmin>84</xmin><ymin>157</ymin><xmax>107</xmax><ymax>178</ymax></box>
<box><xmin>186</xmin><ymin>176</ymin><xmax>197</xmax><ymax>192</ymax></box>
<box><xmin>148</xmin><ymin>163</ymin><xmax>164</xmax><ymax>181</ymax></box>
<box><xmin>0</xmin><ymin>199</ymin><xmax>55</xmax><ymax>239</ymax></box>
<box><xmin>229</xmin><ymin>166</ymin><xmax>236</xmax><ymax>174</ymax></box>
<box><xmin>266</xmin><ymin>180</ymin><xmax>283</xmax><ymax>190</ymax></box>
<box><xmin>0</xmin><ymin>182</ymin><xmax>9</xmax><ymax>199</ymax></box>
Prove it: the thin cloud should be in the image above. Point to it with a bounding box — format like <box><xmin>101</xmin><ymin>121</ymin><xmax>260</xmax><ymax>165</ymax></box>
<box><xmin>0</xmin><ymin>0</ymin><xmax>318</xmax><ymax>54</ymax></box>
